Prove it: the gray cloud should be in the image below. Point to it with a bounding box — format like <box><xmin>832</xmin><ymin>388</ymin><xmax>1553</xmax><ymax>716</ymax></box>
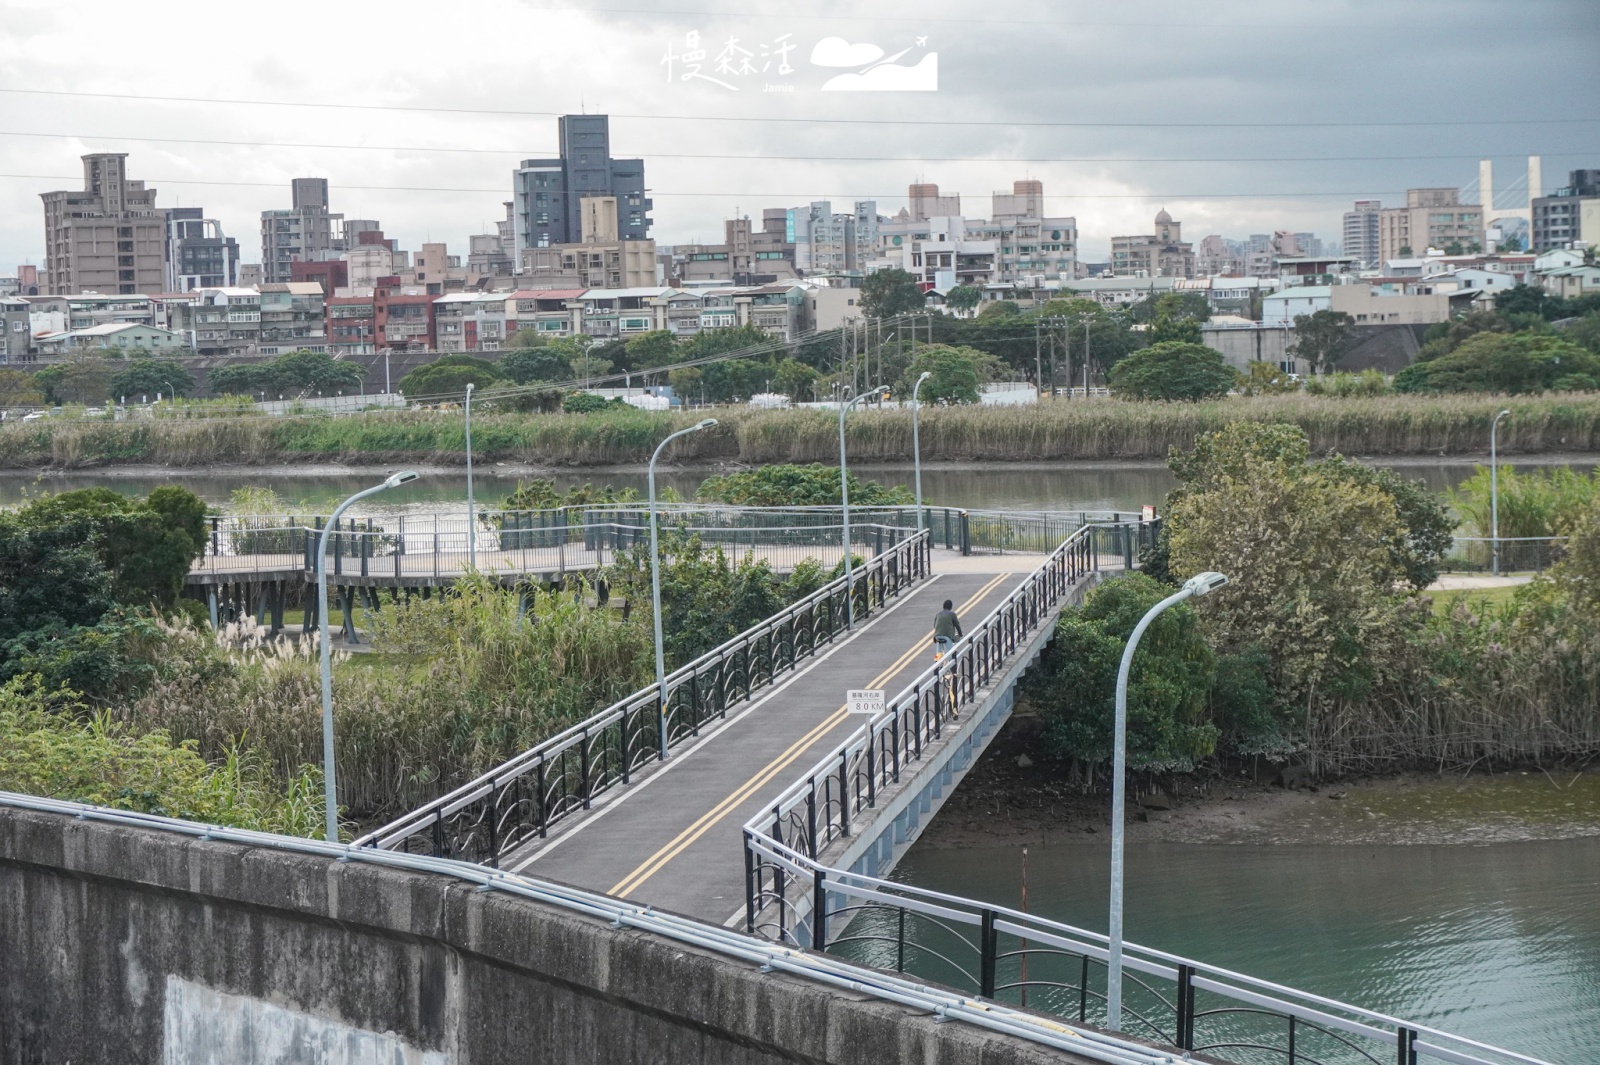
<box><xmin>0</xmin><ymin>0</ymin><xmax>1594</xmax><ymax>272</ymax></box>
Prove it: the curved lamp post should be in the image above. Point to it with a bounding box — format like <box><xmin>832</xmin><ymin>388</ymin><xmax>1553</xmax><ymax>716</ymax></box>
<box><xmin>1490</xmin><ymin>408</ymin><xmax>1510</xmax><ymax>577</ymax></box>
<box><xmin>1107</xmin><ymin>569</ymin><xmax>1228</xmax><ymax>1032</ymax></box>
<box><xmin>911</xmin><ymin>371</ymin><xmax>932</xmax><ymax>533</ymax></box>
<box><xmin>465</xmin><ymin>382</ymin><xmax>477</xmax><ymax>569</ymax></box>
<box><xmin>650</xmin><ymin>418</ymin><xmax>718</xmax><ymax>759</ymax></box>
<box><xmin>318</xmin><ymin>470</ymin><xmax>420</xmax><ymax>842</ymax></box>
<box><xmin>839</xmin><ymin>385</ymin><xmax>890</xmax><ymax>629</ymax></box>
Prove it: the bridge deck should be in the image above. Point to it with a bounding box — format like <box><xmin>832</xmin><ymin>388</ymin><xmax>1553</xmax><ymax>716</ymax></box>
<box><xmin>505</xmin><ymin>564</ymin><xmax>1030</xmax><ymax>924</ymax></box>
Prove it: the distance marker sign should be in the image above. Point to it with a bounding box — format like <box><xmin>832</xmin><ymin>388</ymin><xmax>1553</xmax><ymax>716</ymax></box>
<box><xmin>847</xmin><ymin>689</ymin><xmax>885</xmax><ymax>715</ymax></box>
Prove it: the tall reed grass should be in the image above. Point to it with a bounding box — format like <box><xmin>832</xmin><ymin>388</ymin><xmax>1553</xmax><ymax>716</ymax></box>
<box><xmin>5</xmin><ymin>393</ymin><xmax>1600</xmax><ymax>470</ymax></box>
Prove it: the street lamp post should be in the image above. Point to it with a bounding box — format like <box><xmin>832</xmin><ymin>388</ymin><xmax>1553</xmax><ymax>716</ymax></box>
<box><xmin>317</xmin><ymin>471</ymin><xmax>420</xmax><ymax>842</ymax></box>
<box><xmin>383</xmin><ymin>350</ymin><xmax>392</xmax><ymax>394</ymax></box>
<box><xmin>1106</xmin><ymin>570</ymin><xmax>1228</xmax><ymax>1032</ymax></box>
<box><xmin>649</xmin><ymin>418</ymin><xmax>718</xmax><ymax>759</ymax></box>
<box><xmin>912</xmin><ymin>371</ymin><xmax>932</xmax><ymax>533</ymax></box>
<box><xmin>465</xmin><ymin>382</ymin><xmax>476</xmax><ymax>568</ymax></box>
<box><xmin>1490</xmin><ymin>408</ymin><xmax>1510</xmax><ymax>577</ymax></box>
<box><xmin>839</xmin><ymin>385</ymin><xmax>890</xmax><ymax>628</ymax></box>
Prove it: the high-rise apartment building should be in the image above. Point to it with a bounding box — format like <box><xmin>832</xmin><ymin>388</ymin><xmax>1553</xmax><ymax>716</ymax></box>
<box><xmin>165</xmin><ymin>207</ymin><xmax>240</xmax><ymax>291</ymax></box>
<box><xmin>1531</xmin><ymin>169</ymin><xmax>1600</xmax><ymax>252</ymax></box>
<box><xmin>511</xmin><ymin>115</ymin><xmax>652</xmax><ymax>259</ymax></box>
<box><xmin>259</xmin><ymin>178</ymin><xmax>345</xmax><ymax>285</ymax></box>
<box><xmin>39</xmin><ymin>154</ymin><xmax>166</xmax><ymax>294</ymax></box>
<box><xmin>908</xmin><ymin>183</ymin><xmax>961</xmax><ymax>222</ymax></box>
<box><xmin>1378</xmin><ymin>188</ymin><xmax>1483</xmax><ymax>262</ymax></box>
<box><xmin>1342</xmin><ymin>200</ymin><xmax>1382</xmax><ymax>267</ymax></box>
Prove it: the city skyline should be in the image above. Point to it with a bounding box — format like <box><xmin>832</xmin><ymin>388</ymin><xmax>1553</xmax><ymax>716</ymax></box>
<box><xmin>1</xmin><ymin>0</ymin><xmax>1595</xmax><ymax>270</ymax></box>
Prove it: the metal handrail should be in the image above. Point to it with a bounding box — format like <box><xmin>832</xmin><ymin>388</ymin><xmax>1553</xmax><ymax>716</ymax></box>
<box><xmin>739</xmin><ymin>522</ymin><xmax>1552</xmax><ymax>1065</ymax></box>
<box><xmin>353</xmin><ymin>527</ymin><xmax>932</xmax><ymax>862</ymax></box>
<box><xmin>0</xmin><ymin>789</ymin><xmax>1193</xmax><ymax>1065</ymax></box>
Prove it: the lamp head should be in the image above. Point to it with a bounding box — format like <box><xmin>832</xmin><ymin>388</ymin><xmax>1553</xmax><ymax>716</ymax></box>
<box><xmin>1183</xmin><ymin>571</ymin><xmax>1228</xmax><ymax>597</ymax></box>
<box><xmin>695</xmin><ymin>418</ymin><xmax>718</xmax><ymax>430</ymax></box>
<box><xmin>465</xmin><ymin>382</ymin><xmax>475</xmax><ymax>394</ymax></box>
<box><xmin>383</xmin><ymin>471</ymin><xmax>421</xmax><ymax>489</ymax></box>
<box><xmin>918</xmin><ymin>371</ymin><xmax>932</xmax><ymax>382</ymax></box>
<box><xmin>1497</xmin><ymin>409</ymin><xmax>1510</xmax><ymax>419</ymax></box>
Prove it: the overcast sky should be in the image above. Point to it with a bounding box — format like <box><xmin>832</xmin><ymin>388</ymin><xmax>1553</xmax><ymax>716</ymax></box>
<box><xmin>1</xmin><ymin>0</ymin><xmax>1596</xmax><ymax>270</ymax></box>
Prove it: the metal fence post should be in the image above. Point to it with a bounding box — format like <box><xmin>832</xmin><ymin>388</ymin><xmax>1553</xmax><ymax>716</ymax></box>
<box><xmin>980</xmin><ymin>909</ymin><xmax>998</xmax><ymax>998</ymax></box>
<box><xmin>960</xmin><ymin>510</ymin><xmax>971</xmax><ymax>556</ymax></box>
<box><xmin>1176</xmin><ymin>963</ymin><xmax>1195</xmax><ymax>1049</ymax></box>
<box><xmin>811</xmin><ymin>867</ymin><xmax>828</xmax><ymax>951</ymax></box>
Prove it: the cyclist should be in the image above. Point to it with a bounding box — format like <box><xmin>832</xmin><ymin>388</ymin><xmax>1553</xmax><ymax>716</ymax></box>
<box><xmin>932</xmin><ymin>599</ymin><xmax>963</xmax><ymax>660</ymax></box>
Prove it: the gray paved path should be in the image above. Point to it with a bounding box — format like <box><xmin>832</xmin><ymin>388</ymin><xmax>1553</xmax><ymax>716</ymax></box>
<box><xmin>505</xmin><ymin>566</ymin><xmax>1028</xmax><ymax>924</ymax></box>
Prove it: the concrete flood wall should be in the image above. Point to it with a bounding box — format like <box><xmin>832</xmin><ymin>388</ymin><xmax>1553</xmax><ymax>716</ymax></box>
<box><xmin>0</xmin><ymin>805</ymin><xmax>1090</xmax><ymax>1065</ymax></box>
<box><xmin>799</xmin><ymin>574</ymin><xmax>1104</xmax><ymax>946</ymax></box>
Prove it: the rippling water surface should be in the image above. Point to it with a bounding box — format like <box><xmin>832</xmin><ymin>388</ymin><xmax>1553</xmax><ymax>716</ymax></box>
<box><xmin>887</xmin><ymin>840</ymin><xmax>1600</xmax><ymax>1063</ymax></box>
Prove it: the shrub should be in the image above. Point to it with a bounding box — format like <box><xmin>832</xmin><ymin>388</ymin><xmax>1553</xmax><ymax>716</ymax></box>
<box><xmin>695</xmin><ymin>463</ymin><xmax>911</xmax><ymax>507</ymax></box>
<box><xmin>1303</xmin><ymin>369</ymin><xmax>1389</xmax><ymax>397</ymax></box>
<box><xmin>1108</xmin><ymin>342</ymin><xmax>1236</xmax><ymax>401</ymax></box>
<box><xmin>562</xmin><ymin>391</ymin><xmax>616</xmax><ymax>414</ymax></box>
<box><xmin>1393</xmin><ymin>332</ymin><xmax>1598</xmax><ymax>394</ymax></box>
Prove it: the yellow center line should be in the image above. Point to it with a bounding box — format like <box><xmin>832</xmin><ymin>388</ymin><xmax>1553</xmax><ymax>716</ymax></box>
<box><xmin>609</xmin><ymin>572</ymin><xmax>1010</xmax><ymax>899</ymax></box>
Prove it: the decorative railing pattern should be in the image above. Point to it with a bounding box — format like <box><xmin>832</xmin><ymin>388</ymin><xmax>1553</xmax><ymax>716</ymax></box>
<box><xmin>740</xmin><ymin>520</ymin><xmax>1549</xmax><ymax>1065</ymax></box>
<box><xmin>352</xmin><ymin>529</ymin><xmax>932</xmax><ymax>865</ymax></box>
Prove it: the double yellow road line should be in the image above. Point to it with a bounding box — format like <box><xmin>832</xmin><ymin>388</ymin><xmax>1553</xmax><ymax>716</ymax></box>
<box><xmin>609</xmin><ymin>573</ymin><xmax>1010</xmax><ymax>899</ymax></box>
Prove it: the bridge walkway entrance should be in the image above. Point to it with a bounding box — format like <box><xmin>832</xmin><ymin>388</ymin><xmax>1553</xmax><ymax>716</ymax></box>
<box><xmin>505</xmin><ymin>563</ymin><xmax>1032</xmax><ymax>924</ymax></box>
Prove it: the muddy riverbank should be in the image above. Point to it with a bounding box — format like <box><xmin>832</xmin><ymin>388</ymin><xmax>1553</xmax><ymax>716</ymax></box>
<box><xmin>919</xmin><ymin>712</ymin><xmax>1600</xmax><ymax>848</ymax></box>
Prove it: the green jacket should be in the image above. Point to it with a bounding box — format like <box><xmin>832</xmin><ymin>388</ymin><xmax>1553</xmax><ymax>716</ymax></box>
<box><xmin>933</xmin><ymin>609</ymin><xmax>962</xmax><ymax>641</ymax></box>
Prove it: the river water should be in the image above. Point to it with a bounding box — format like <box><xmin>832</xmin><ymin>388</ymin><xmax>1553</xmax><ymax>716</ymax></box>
<box><xmin>1</xmin><ymin>458</ymin><xmax>1590</xmax><ymax>515</ymax></box>
<box><xmin>886</xmin><ymin>839</ymin><xmax>1599</xmax><ymax>1064</ymax></box>
<box><xmin>7</xmin><ymin>459</ymin><xmax>1597</xmax><ymax>1060</ymax></box>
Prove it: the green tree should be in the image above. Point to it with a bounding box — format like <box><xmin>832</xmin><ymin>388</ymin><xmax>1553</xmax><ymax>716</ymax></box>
<box><xmin>0</xmin><ymin>369</ymin><xmax>44</xmax><ymax>405</ymax></box>
<box><xmin>110</xmin><ymin>359</ymin><xmax>196</xmax><ymax>401</ymax></box>
<box><xmin>1164</xmin><ymin>423</ymin><xmax>1432</xmax><ymax>719</ymax></box>
<box><xmin>568</xmin><ymin>352</ymin><xmax>613</xmax><ymax>384</ymax></box>
<box><xmin>562</xmin><ymin>392</ymin><xmax>615</xmax><ymax>413</ymax></box>
<box><xmin>499</xmin><ymin>346</ymin><xmax>572</xmax><ymax>384</ymax></box>
<box><xmin>695</xmin><ymin>464</ymin><xmax>911</xmax><ymax>507</ymax></box>
<box><xmin>1107</xmin><ymin>341</ymin><xmax>1235</xmax><ymax>401</ymax></box>
<box><xmin>681</xmin><ymin>324</ymin><xmax>773</xmax><ymax>359</ymax></box>
<box><xmin>270</xmin><ymin>349</ymin><xmax>365</xmax><ymax>393</ymax></box>
<box><xmin>944</xmin><ymin>285</ymin><xmax>982</xmax><ymax>315</ymax></box>
<box><xmin>1235</xmin><ymin>361</ymin><xmax>1297</xmax><ymax>396</ymax></box>
<box><xmin>771</xmin><ymin>358</ymin><xmax>818</xmax><ymax>401</ymax></box>
<box><xmin>399</xmin><ymin>355</ymin><xmax>504</xmax><ymax>398</ymax></box>
<box><xmin>207</xmin><ymin>363</ymin><xmax>273</xmax><ymax>397</ymax></box>
<box><xmin>1023</xmin><ymin>572</ymin><xmax>1219</xmax><ymax>774</ymax></box>
<box><xmin>507</xmin><ymin>327</ymin><xmax>547</xmax><ymax>350</ymax></box>
<box><xmin>977</xmin><ymin>300</ymin><xmax>1021</xmax><ymax>320</ymax></box>
<box><xmin>17</xmin><ymin>486</ymin><xmax>207</xmax><ymax>608</ymax></box>
<box><xmin>898</xmin><ymin>343</ymin><xmax>997</xmax><ymax>405</ymax></box>
<box><xmin>1147</xmin><ymin>292</ymin><xmax>1208</xmax><ymax>345</ymax></box>
<box><xmin>39</xmin><ymin>352</ymin><xmax>115</xmax><ymax>405</ymax></box>
<box><xmin>859</xmin><ymin>268</ymin><xmax>927</xmax><ymax>318</ymax></box>
<box><xmin>623</xmin><ymin>330</ymin><xmax>680</xmax><ymax>369</ymax></box>
<box><xmin>1288</xmin><ymin>310</ymin><xmax>1357</xmax><ymax>374</ymax></box>
<box><xmin>1392</xmin><ymin>332</ymin><xmax>1598</xmax><ymax>394</ymax></box>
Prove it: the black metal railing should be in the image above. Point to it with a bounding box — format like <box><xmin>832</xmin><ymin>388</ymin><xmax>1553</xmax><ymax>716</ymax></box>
<box><xmin>740</xmin><ymin>520</ymin><xmax>1548</xmax><ymax>1065</ymax></box>
<box><xmin>351</xmin><ymin>528</ymin><xmax>932</xmax><ymax>865</ymax></box>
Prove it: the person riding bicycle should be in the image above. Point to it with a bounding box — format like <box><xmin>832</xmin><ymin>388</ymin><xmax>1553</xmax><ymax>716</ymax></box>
<box><xmin>932</xmin><ymin>599</ymin><xmax>963</xmax><ymax>659</ymax></box>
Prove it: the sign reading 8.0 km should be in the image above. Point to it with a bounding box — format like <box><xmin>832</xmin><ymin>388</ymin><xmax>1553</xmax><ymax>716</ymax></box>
<box><xmin>847</xmin><ymin>689</ymin><xmax>885</xmax><ymax>716</ymax></box>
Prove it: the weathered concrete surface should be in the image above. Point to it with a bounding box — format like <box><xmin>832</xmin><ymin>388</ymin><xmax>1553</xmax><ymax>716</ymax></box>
<box><xmin>0</xmin><ymin>806</ymin><xmax>1098</xmax><ymax>1064</ymax></box>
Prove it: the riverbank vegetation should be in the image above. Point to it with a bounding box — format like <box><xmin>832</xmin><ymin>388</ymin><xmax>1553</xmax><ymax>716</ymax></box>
<box><xmin>1023</xmin><ymin>421</ymin><xmax>1600</xmax><ymax>787</ymax></box>
<box><xmin>9</xmin><ymin>391</ymin><xmax>1600</xmax><ymax>470</ymax></box>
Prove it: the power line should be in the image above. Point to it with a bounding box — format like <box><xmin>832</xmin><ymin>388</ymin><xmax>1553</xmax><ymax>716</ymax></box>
<box><xmin>0</xmin><ymin>172</ymin><xmax>1439</xmax><ymax>201</ymax></box>
<box><xmin>0</xmin><ymin>129</ymin><xmax>1577</xmax><ymax>166</ymax></box>
<box><xmin>3</xmin><ymin>87</ymin><xmax>1591</xmax><ymax>129</ymax></box>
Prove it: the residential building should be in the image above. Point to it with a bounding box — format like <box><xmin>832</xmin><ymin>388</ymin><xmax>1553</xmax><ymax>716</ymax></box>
<box><xmin>890</xmin><ymin>216</ymin><xmax>997</xmax><ymax>290</ymax></box>
<box><xmin>1531</xmin><ymin>168</ymin><xmax>1600</xmax><ymax>251</ymax></box>
<box><xmin>1061</xmin><ymin>275</ymin><xmax>1179</xmax><ymax>307</ymax></box>
<box><xmin>507</xmin><ymin>289</ymin><xmax>584</xmax><ymax>340</ymax></box>
<box><xmin>39</xmin><ymin>154</ymin><xmax>166</xmax><ymax>294</ymax></box>
<box><xmin>237</xmin><ymin>264</ymin><xmax>263</xmax><ymax>288</ymax></box>
<box><xmin>908</xmin><ymin>183</ymin><xmax>961</xmax><ymax>222</ymax></box>
<box><xmin>257</xmin><ymin>282</ymin><xmax>327</xmax><ymax>355</ymax></box>
<box><xmin>290</xmin><ymin>259</ymin><xmax>349</xmax><ymax>295</ymax></box>
<box><xmin>1343</xmin><ymin>200</ymin><xmax>1383</xmax><ymax>267</ymax></box>
<box><xmin>511</xmin><ymin>114</ymin><xmax>652</xmax><ymax>258</ymax></box>
<box><xmin>520</xmin><ymin>197</ymin><xmax>656</xmax><ymax>288</ymax></box>
<box><xmin>326</xmin><ymin>295</ymin><xmax>376</xmax><ymax>357</ymax></box>
<box><xmin>1261</xmin><ymin>283</ymin><xmax>1450</xmax><ymax>327</ymax></box>
<box><xmin>164</xmin><ymin>207</ymin><xmax>239</xmax><ymax>291</ymax></box>
<box><xmin>1196</xmin><ymin>235</ymin><xmax>1245</xmax><ymax>277</ymax></box>
<box><xmin>41</xmin><ymin>322</ymin><xmax>185</xmax><ymax>355</ymax></box>
<box><xmin>1</xmin><ymin>297</ymin><xmax>32</xmax><ymax>361</ymax></box>
<box><xmin>172</xmin><ymin>287</ymin><xmax>260</xmax><ymax>356</ymax></box>
<box><xmin>54</xmin><ymin>293</ymin><xmax>157</xmax><ymax>331</ymax></box>
<box><xmin>1110</xmin><ymin>209</ymin><xmax>1194</xmax><ymax>278</ymax></box>
<box><xmin>433</xmin><ymin>292</ymin><xmax>507</xmax><ymax>353</ymax></box>
<box><xmin>571</xmin><ymin>287</ymin><xmax>671</xmax><ymax>341</ymax></box>
<box><xmin>1378</xmin><ymin>188</ymin><xmax>1484</xmax><ymax>262</ymax></box>
<box><xmin>259</xmin><ymin>178</ymin><xmax>345</xmax><ymax>285</ymax></box>
<box><xmin>376</xmin><ymin>285</ymin><xmax>437</xmax><ymax>353</ymax></box>
<box><xmin>1293</xmin><ymin>233</ymin><xmax>1322</xmax><ymax>258</ymax></box>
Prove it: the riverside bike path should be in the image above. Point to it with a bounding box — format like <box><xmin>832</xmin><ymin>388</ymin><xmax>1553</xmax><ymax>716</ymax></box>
<box><xmin>504</xmin><ymin>566</ymin><xmax>1028</xmax><ymax>925</ymax></box>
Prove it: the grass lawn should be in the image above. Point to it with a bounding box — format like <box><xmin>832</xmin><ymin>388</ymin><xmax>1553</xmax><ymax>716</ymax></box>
<box><xmin>1424</xmin><ymin>584</ymin><xmax>1524</xmax><ymax>616</ymax></box>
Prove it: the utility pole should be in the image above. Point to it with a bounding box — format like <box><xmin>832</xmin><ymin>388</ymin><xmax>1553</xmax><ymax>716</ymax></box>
<box><xmin>1034</xmin><ymin>318</ymin><xmax>1042</xmax><ymax>395</ymax></box>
